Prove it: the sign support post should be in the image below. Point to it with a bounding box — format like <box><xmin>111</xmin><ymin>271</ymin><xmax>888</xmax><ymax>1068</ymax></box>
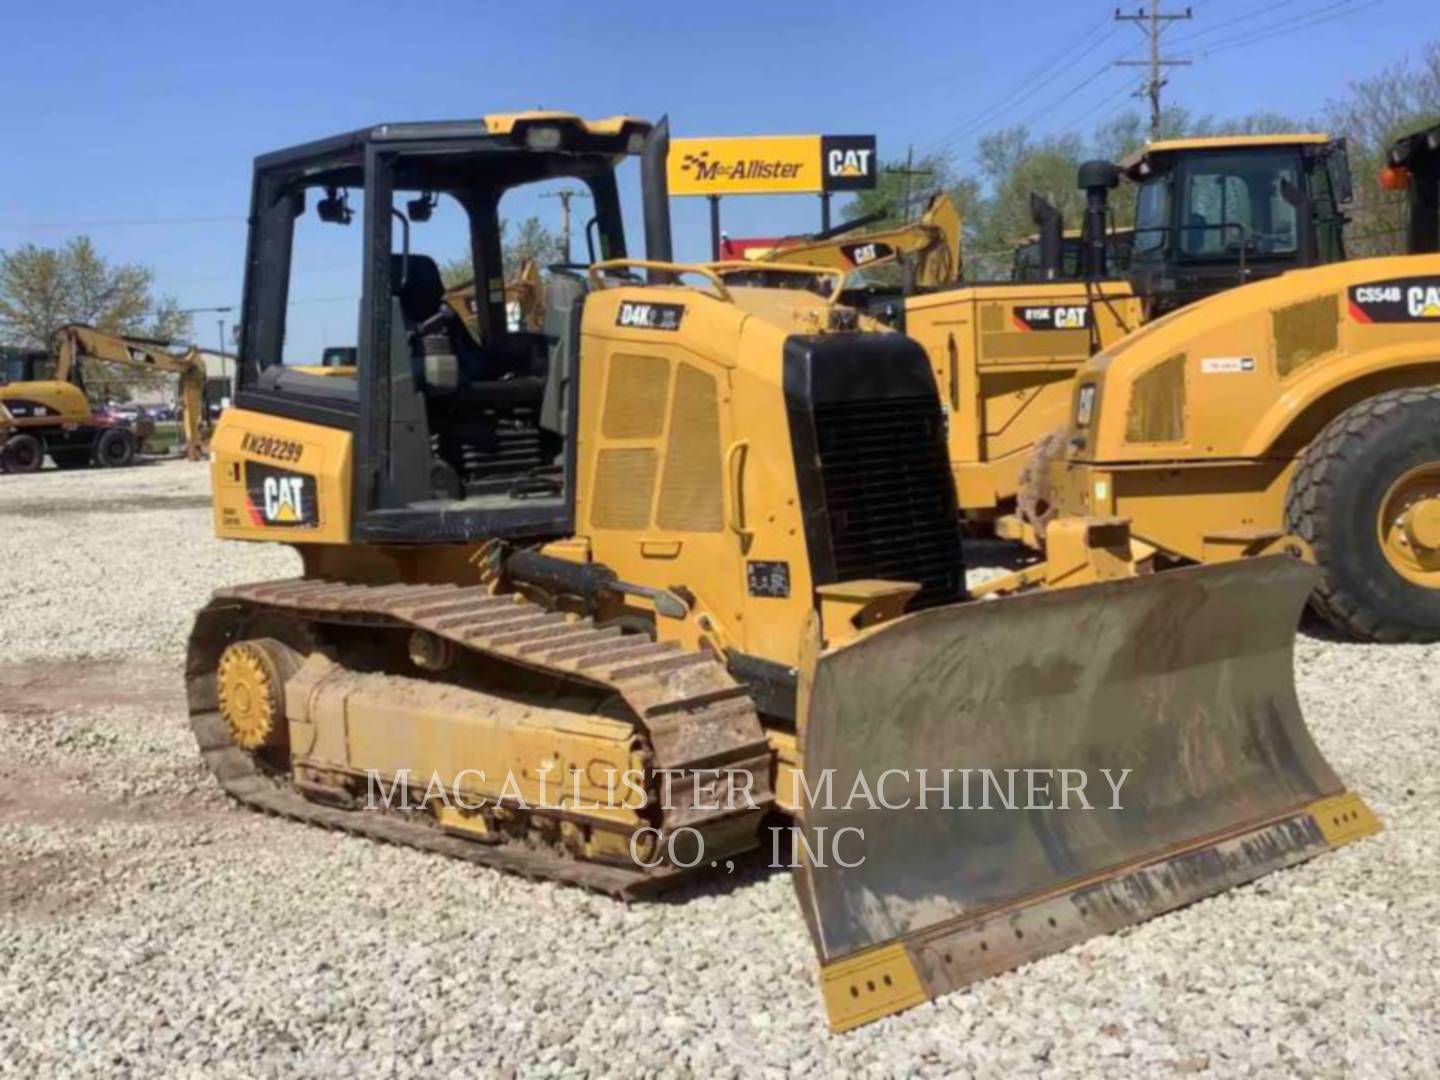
<box><xmin>709</xmin><ymin>195</ymin><xmax>722</xmax><ymax>261</ymax></box>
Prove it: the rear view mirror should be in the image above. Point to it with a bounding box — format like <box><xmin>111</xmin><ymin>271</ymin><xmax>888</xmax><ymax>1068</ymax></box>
<box><xmin>317</xmin><ymin>187</ymin><xmax>353</xmax><ymax>224</ymax></box>
<box><xmin>407</xmin><ymin>191</ymin><xmax>437</xmax><ymax>222</ymax></box>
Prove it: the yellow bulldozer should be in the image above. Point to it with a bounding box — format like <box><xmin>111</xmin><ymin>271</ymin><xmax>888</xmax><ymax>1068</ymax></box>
<box><xmin>1044</xmin><ymin>120</ymin><xmax>1440</xmax><ymax>642</ymax></box>
<box><xmin>187</xmin><ymin>111</ymin><xmax>1376</xmax><ymax>1033</ymax></box>
<box><xmin>0</xmin><ymin>324</ymin><xmax>209</xmax><ymax>471</ymax></box>
<box><xmin>719</xmin><ymin>134</ymin><xmax>1355</xmax><ymax>538</ymax></box>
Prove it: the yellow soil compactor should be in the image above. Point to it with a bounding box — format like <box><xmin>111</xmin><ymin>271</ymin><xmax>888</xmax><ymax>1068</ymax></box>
<box><xmin>1046</xmin><ymin>121</ymin><xmax>1440</xmax><ymax>642</ymax></box>
<box><xmin>188</xmin><ymin>113</ymin><xmax>1376</xmax><ymax>1032</ymax></box>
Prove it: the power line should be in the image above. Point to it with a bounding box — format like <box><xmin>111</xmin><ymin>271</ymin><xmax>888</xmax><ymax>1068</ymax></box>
<box><xmin>1192</xmin><ymin>0</ymin><xmax>1377</xmax><ymax>59</ymax></box>
<box><xmin>917</xmin><ymin>14</ymin><xmax>1119</xmax><ymax>158</ymax></box>
<box><xmin>1114</xmin><ymin>4</ymin><xmax>1194</xmax><ymax>138</ymax></box>
<box><xmin>0</xmin><ymin>215</ymin><xmax>245</xmax><ymax>231</ymax></box>
<box><xmin>1166</xmin><ymin>0</ymin><xmax>1298</xmax><ymax>48</ymax></box>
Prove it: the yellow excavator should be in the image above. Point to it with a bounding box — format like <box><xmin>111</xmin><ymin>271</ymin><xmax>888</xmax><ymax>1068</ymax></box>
<box><xmin>716</xmin><ymin>191</ymin><xmax>963</xmax><ymax>293</ymax></box>
<box><xmin>187</xmin><ymin>112</ymin><xmax>1375</xmax><ymax>1033</ymax></box>
<box><xmin>1044</xmin><ymin>120</ymin><xmax>1440</xmax><ymax>642</ymax></box>
<box><xmin>0</xmin><ymin>324</ymin><xmax>209</xmax><ymax>471</ymax></box>
<box><xmin>721</xmin><ymin>135</ymin><xmax>1355</xmax><ymax>540</ymax></box>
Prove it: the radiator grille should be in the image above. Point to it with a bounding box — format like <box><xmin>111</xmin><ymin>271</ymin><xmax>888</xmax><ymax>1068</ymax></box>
<box><xmin>657</xmin><ymin>363</ymin><xmax>724</xmax><ymax>532</ymax></box>
<box><xmin>810</xmin><ymin>396</ymin><xmax>963</xmax><ymax>609</ymax></box>
<box><xmin>602</xmin><ymin>353</ymin><xmax>670</xmax><ymax>438</ymax></box>
<box><xmin>591</xmin><ymin>448</ymin><xmax>657</xmax><ymax>529</ymax></box>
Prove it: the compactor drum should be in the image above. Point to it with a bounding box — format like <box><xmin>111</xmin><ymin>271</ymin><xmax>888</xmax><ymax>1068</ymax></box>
<box><xmin>189</xmin><ymin>113</ymin><xmax>1376</xmax><ymax>1030</ymax></box>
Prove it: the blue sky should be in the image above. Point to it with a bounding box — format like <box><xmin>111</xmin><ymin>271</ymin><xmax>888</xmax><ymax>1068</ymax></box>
<box><xmin>0</xmin><ymin>0</ymin><xmax>1434</xmax><ymax>361</ymax></box>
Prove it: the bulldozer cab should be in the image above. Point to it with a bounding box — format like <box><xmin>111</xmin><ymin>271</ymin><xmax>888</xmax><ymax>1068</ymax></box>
<box><xmin>1125</xmin><ymin>134</ymin><xmax>1352</xmax><ymax>310</ymax></box>
<box><xmin>231</xmin><ymin>113</ymin><xmax>653</xmax><ymax>544</ymax></box>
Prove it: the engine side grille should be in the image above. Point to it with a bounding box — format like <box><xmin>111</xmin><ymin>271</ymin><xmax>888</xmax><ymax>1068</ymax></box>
<box><xmin>809</xmin><ymin>395</ymin><xmax>963</xmax><ymax>609</ymax></box>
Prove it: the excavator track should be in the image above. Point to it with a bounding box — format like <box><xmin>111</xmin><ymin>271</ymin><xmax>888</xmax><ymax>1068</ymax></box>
<box><xmin>186</xmin><ymin>578</ymin><xmax>775</xmax><ymax>899</ymax></box>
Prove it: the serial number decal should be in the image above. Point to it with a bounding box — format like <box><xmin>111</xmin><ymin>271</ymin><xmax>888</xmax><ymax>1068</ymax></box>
<box><xmin>243</xmin><ymin>462</ymin><xmax>320</xmax><ymax>529</ymax></box>
<box><xmin>1349</xmin><ymin>278</ymin><xmax>1440</xmax><ymax>323</ymax></box>
<box><xmin>1200</xmin><ymin>356</ymin><xmax>1256</xmax><ymax>374</ymax></box>
<box><xmin>1013</xmin><ymin>304</ymin><xmax>1090</xmax><ymax>331</ymax></box>
<box><xmin>616</xmin><ymin>301</ymin><xmax>685</xmax><ymax>331</ymax></box>
<box><xmin>241</xmin><ymin>431</ymin><xmax>304</xmax><ymax>464</ymax></box>
<box><xmin>746</xmin><ymin>560</ymin><xmax>791</xmax><ymax>599</ymax></box>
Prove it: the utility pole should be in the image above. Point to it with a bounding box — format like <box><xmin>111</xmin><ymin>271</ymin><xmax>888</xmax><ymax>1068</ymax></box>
<box><xmin>885</xmin><ymin>145</ymin><xmax>932</xmax><ymax>223</ymax></box>
<box><xmin>541</xmin><ymin>189</ymin><xmax>590</xmax><ymax>263</ymax></box>
<box><xmin>1115</xmin><ymin>4</ymin><xmax>1193</xmax><ymax>139</ymax></box>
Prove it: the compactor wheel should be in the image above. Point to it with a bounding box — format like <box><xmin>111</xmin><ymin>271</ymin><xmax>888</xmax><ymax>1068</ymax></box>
<box><xmin>1286</xmin><ymin>386</ymin><xmax>1440</xmax><ymax>642</ymax></box>
<box><xmin>217</xmin><ymin>638</ymin><xmax>303</xmax><ymax>751</ymax></box>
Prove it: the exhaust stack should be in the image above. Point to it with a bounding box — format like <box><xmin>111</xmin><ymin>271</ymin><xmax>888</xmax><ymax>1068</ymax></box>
<box><xmin>1077</xmin><ymin>160</ymin><xmax>1121</xmax><ymax>280</ymax></box>
<box><xmin>640</xmin><ymin>115</ymin><xmax>675</xmax><ymax>282</ymax></box>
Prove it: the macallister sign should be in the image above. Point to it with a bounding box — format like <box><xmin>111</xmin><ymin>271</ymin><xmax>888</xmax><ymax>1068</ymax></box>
<box><xmin>668</xmin><ymin>134</ymin><xmax>877</xmax><ymax>197</ymax></box>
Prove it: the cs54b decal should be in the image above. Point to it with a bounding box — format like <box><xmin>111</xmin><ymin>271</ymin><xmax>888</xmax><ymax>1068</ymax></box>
<box><xmin>1349</xmin><ymin>278</ymin><xmax>1440</xmax><ymax>323</ymax></box>
<box><xmin>1014</xmin><ymin>304</ymin><xmax>1089</xmax><ymax>331</ymax></box>
<box><xmin>244</xmin><ymin>462</ymin><xmax>319</xmax><ymax>528</ymax></box>
<box><xmin>616</xmin><ymin>301</ymin><xmax>685</xmax><ymax>331</ymax></box>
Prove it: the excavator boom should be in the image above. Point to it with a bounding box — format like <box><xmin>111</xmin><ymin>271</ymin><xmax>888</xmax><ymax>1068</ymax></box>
<box><xmin>53</xmin><ymin>325</ymin><xmax>209</xmax><ymax>460</ymax></box>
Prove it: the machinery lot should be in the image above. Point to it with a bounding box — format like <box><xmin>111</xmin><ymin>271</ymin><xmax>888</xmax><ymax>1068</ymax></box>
<box><xmin>2</xmin><ymin>460</ymin><xmax>1438</xmax><ymax>1078</ymax></box>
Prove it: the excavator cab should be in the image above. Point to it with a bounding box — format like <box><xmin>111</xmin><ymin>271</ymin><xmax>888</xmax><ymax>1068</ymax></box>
<box><xmin>1126</xmin><ymin>134</ymin><xmax>1352</xmax><ymax>312</ymax></box>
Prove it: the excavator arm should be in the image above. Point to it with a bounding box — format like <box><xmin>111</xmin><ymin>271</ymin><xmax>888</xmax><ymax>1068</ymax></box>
<box><xmin>53</xmin><ymin>325</ymin><xmax>209</xmax><ymax>460</ymax></box>
<box><xmin>748</xmin><ymin>192</ymin><xmax>963</xmax><ymax>287</ymax></box>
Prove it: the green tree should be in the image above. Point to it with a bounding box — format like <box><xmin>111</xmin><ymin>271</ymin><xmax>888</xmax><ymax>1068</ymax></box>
<box><xmin>1325</xmin><ymin>41</ymin><xmax>1440</xmax><ymax>258</ymax></box>
<box><xmin>439</xmin><ymin>216</ymin><xmax>564</xmax><ymax>289</ymax></box>
<box><xmin>842</xmin><ymin>152</ymin><xmax>957</xmax><ymax>229</ymax></box>
<box><xmin>0</xmin><ymin>237</ymin><xmax>190</xmax><ymax>350</ymax></box>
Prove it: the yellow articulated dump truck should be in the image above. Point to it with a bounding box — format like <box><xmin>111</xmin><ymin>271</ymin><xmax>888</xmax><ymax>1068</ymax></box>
<box><xmin>0</xmin><ymin>324</ymin><xmax>208</xmax><ymax>471</ymax></box>
<box><xmin>188</xmin><ymin>112</ymin><xmax>1376</xmax><ymax>1032</ymax></box>
<box><xmin>1047</xmin><ymin>121</ymin><xmax>1440</xmax><ymax>643</ymax></box>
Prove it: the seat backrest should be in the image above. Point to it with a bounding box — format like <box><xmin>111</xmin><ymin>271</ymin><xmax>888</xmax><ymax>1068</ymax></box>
<box><xmin>539</xmin><ymin>270</ymin><xmax>587</xmax><ymax>437</ymax></box>
<box><xmin>391</xmin><ymin>254</ymin><xmax>446</xmax><ymax>327</ymax></box>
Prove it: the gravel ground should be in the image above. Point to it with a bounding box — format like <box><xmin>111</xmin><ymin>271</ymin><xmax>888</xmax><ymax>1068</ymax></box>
<box><xmin>2</xmin><ymin>460</ymin><xmax>1437</xmax><ymax>1078</ymax></box>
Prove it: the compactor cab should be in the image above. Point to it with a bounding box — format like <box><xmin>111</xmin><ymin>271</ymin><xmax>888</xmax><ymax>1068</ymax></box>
<box><xmin>1125</xmin><ymin>134</ymin><xmax>1352</xmax><ymax>312</ymax></box>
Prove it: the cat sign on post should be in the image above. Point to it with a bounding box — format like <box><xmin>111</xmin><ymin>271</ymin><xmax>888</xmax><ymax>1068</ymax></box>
<box><xmin>667</xmin><ymin>134</ymin><xmax>877</xmax><ymax>257</ymax></box>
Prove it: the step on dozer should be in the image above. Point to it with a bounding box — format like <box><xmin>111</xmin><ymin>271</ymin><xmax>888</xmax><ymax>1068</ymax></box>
<box><xmin>191</xmin><ymin>111</ymin><xmax>1378</xmax><ymax>1035</ymax></box>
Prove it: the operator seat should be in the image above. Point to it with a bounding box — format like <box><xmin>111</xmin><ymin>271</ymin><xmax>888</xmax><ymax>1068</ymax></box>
<box><xmin>395</xmin><ymin>254</ymin><xmax>545</xmax><ymax>407</ymax></box>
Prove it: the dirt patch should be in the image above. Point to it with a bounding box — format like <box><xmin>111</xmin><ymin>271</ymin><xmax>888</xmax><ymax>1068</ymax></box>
<box><xmin>1</xmin><ymin>493</ymin><xmax>212</xmax><ymax>518</ymax></box>
<box><xmin>0</xmin><ymin>657</ymin><xmax>184</xmax><ymax>713</ymax></box>
<box><xmin>0</xmin><ymin>848</ymin><xmax>108</xmax><ymax>919</ymax></box>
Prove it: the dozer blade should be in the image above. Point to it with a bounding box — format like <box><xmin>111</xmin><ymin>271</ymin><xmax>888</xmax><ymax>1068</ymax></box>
<box><xmin>793</xmin><ymin>557</ymin><xmax>1378</xmax><ymax>1033</ymax></box>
